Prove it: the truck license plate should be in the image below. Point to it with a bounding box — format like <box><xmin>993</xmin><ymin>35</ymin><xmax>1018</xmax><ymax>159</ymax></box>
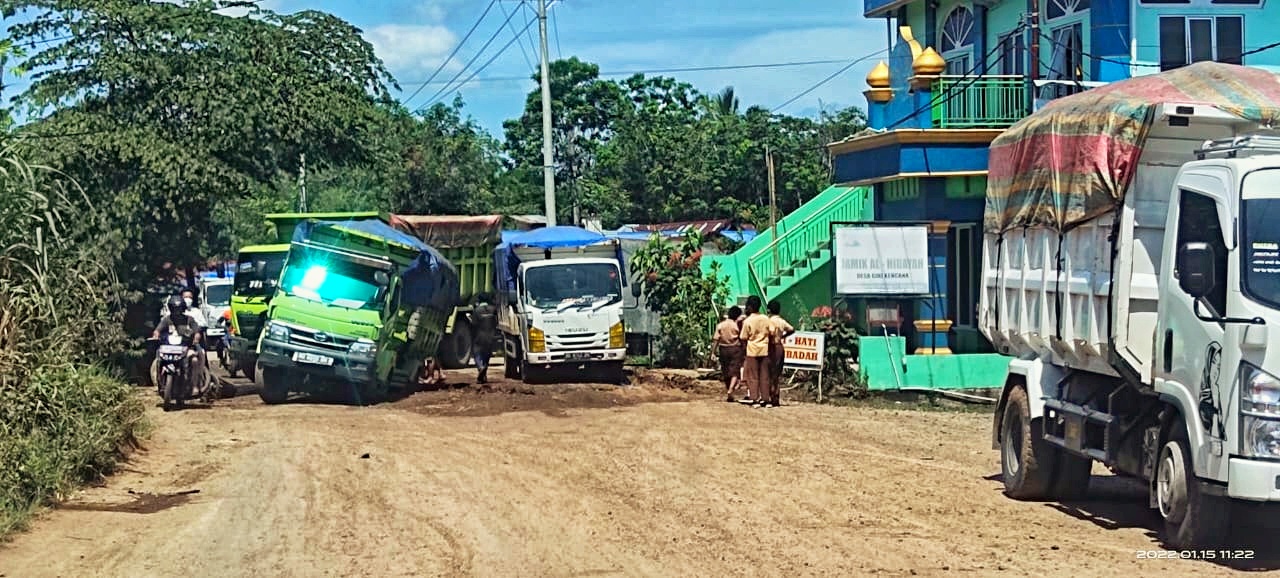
<box><xmin>293</xmin><ymin>352</ymin><xmax>334</xmax><ymax>366</ymax></box>
<box><xmin>565</xmin><ymin>352</ymin><xmax>591</xmax><ymax>361</ymax></box>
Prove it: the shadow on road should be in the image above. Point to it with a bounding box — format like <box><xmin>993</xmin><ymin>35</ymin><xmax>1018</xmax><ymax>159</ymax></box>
<box><xmin>985</xmin><ymin>472</ymin><xmax>1280</xmax><ymax>570</ymax></box>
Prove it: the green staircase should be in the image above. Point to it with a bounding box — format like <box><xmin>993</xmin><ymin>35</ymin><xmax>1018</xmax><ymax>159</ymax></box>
<box><xmin>703</xmin><ymin>184</ymin><xmax>872</xmax><ymax>313</ymax></box>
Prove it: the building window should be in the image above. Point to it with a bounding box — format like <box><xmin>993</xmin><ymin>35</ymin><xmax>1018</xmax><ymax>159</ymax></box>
<box><xmin>1048</xmin><ymin>23</ymin><xmax>1084</xmax><ymax>80</ymax></box>
<box><xmin>998</xmin><ymin>32</ymin><xmax>1026</xmax><ymax>75</ymax></box>
<box><xmin>1046</xmin><ymin>0</ymin><xmax>1091</xmax><ymax>20</ymax></box>
<box><xmin>941</xmin><ymin>6</ymin><xmax>975</xmax><ymax>75</ymax></box>
<box><xmin>1159</xmin><ymin>16</ymin><xmax>1244</xmax><ymax>71</ymax></box>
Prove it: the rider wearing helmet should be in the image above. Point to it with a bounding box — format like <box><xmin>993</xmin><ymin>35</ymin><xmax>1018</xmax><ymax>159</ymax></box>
<box><xmin>153</xmin><ymin>295</ymin><xmax>206</xmax><ymax>392</ymax></box>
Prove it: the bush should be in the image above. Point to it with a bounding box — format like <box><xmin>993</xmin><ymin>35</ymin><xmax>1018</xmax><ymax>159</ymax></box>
<box><xmin>803</xmin><ymin>304</ymin><xmax>868</xmax><ymax>399</ymax></box>
<box><xmin>0</xmin><ymin>142</ymin><xmax>145</xmax><ymax>536</ymax></box>
<box><xmin>631</xmin><ymin>232</ymin><xmax>729</xmax><ymax>368</ymax></box>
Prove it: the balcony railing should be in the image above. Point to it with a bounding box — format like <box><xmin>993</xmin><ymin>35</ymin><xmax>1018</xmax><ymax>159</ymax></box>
<box><xmin>933</xmin><ymin>75</ymin><xmax>1029</xmax><ymax>129</ymax></box>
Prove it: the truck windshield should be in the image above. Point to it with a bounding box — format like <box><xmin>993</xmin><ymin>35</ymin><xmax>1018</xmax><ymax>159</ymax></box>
<box><xmin>280</xmin><ymin>249</ymin><xmax>387</xmax><ymax>310</ymax></box>
<box><xmin>524</xmin><ymin>263</ymin><xmax>622</xmax><ymax>309</ymax></box>
<box><xmin>1243</xmin><ymin>198</ymin><xmax>1280</xmax><ymax>309</ymax></box>
<box><xmin>234</xmin><ymin>253</ymin><xmax>286</xmax><ymax>297</ymax></box>
<box><xmin>204</xmin><ymin>284</ymin><xmax>232</xmax><ymax>306</ymax></box>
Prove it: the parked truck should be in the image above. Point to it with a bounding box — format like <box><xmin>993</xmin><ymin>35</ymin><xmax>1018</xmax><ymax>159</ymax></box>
<box><xmin>256</xmin><ymin>216</ymin><xmax>459</xmax><ymax>403</ymax></box>
<box><xmin>227</xmin><ymin>213</ymin><xmax>381</xmax><ymax>381</ymax></box>
<box><xmin>495</xmin><ymin>226</ymin><xmax>631</xmax><ymax>384</ymax></box>
<box><xmin>982</xmin><ymin>63</ymin><xmax>1280</xmax><ymax>548</ymax></box>
<box><xmin>390</xmin><ymin>214</ymin><xmax>502</xmax><ymax>369</ymax></box>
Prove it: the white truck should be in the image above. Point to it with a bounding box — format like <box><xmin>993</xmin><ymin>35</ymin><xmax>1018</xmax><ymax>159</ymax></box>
<box><xmin>495</xmin><ymin>229</ymin><xmax>630</xmax><ymax>384</ymax></box>
<box><xmin>983</xmin><ymin>81</ymin><xmax>1280</xmax><ymax>548</ymax></box>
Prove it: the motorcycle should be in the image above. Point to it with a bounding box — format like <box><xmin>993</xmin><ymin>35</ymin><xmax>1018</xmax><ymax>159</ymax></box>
<box><xmin>208</xmin><ymin>314</ymin><xmax>232</xmax><ymax>373</ymax></box>
<box><xmin>150</xmin><ymin>333</ymin><xmax>218</xmax><ymax>411</ymax></box>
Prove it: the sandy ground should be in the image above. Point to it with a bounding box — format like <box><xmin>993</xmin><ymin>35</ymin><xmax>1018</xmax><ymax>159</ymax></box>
<box><xmin>1</xmin><ymin>364</ymin><xmax>1278</xmax><ymax>577</ymax></box>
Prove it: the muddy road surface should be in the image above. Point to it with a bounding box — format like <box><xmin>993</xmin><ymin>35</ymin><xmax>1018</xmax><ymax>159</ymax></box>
<box><xmin>1</xmin><ymin>367</ymin><xmax>1276</xmax><ymax>577</ymax></box>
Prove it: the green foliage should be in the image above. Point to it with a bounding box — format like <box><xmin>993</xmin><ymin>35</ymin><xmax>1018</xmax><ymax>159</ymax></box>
<box><xmin>804</xmin><ymin>304</ymin><xmax>868</xmax><ymax>399</ymax></box>
<box><xmin>630</xmin><ymin>232</ymin><xmax>729</xmax><ymax>368</ymax></box>
<box><xmin>0</xmin><ymin>145</ymin><xmax>144</xmax><ymax>536</ymax></box>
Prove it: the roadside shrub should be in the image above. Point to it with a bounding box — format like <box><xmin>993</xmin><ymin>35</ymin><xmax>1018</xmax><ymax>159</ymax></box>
<box><xmin>0</xmin><ymin>142</ymin><xmax>144</xmax><ymax>536</ymax></box>
<box><xmin>631</xmin><ymin>231</ymin><xmax>729</xmax><ymax>368</ymax></box>
<box><xmin>802</xmin><ymin>304</ymin><xmax>868</xmax><ymax>399</ymax></box>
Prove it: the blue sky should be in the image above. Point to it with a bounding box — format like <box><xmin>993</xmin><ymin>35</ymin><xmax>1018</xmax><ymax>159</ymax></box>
<box><xmin>4</xmin><ymin>0</ymin><xmax>886</xmax><ymax>136</ymax></box>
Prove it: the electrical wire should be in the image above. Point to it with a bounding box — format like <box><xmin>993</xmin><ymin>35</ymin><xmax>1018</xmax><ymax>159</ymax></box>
<box><xmin>417</xmin><ymin>1</ymin><xmax>526</xmax><ymax>109</ymax></box>
<box><xmin>770</xmin><ymin>49</ymin><xmax>889</xmax><ymax>112</ymax></box>
<box><xmin>398</xmin><ymin>58</ymin><xmax>872</xmax><ymax>86</ymax></box>
<box><xmin>401</xmin><ymin>0</ymin><xmax>499</xmax><ymax>107</ymax></box>
<box><xmin>551</xmin><ymin>2</ymin><xmax>563</xmax><ymax>60</ymax></box>
<box><xmin>496</xmin><ymin>0</ymin><xmax>535</xmax><ymax>71</ymax></box>
<box><xmin>1038</xmin><ymin>29</ymin><xmax>1280</xmax><ymax>70</ymax></box>
<box><xmin>419</xmin><ymin>15</ymin><xmax>539</xmax><ymax>110</ymax></box>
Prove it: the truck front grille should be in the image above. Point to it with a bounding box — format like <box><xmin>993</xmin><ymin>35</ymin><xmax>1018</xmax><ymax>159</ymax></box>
<box><xmin>547</xmin><ymin>332</ymin><xmax>609</xmax><ymax>351</ymax></box>
<box><xmin>288</xmin><ymin>325</ymin><xmax>355</xmax><ymax>353</ymax></box>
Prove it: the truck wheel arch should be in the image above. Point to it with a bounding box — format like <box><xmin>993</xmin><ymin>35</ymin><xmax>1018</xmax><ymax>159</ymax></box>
<box><xmin>1154</xmin><ymin>379</ymin><xmax>1210</xmax><ymax>477</ymax></box>
<box><xmin>993</xmin><ymin>359</ymin><xmax>1051</xmax><ymax>450</ymax></box>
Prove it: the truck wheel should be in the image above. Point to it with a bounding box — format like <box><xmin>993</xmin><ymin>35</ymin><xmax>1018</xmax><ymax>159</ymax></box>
<box><xmin>357</xmin><ymin>381</ymin><xmax>389</xmax><ymax>405</ymax></box>
<box><xmin>1000</xmin><ymin>386</ymin><xmax>1055</xmax><ymax>500</ymax></box>
<box><xmin>438</xmin><ymin>320</ymin><xmax>472</xmax><ymax>369</ymax></box>
<box><xmin>245</xmin><ymin>358</ymin><xmax>257</xmax><ymax>383</ymax></box>
<box><xmin>601</xmin><ymin>361</ymin><xmax>626</xmax><ymax>385</ymax></box>
<box><xmin>521</xmin><ymin>361</ymin><xmax>542</xmax><ymax>385</ymax></box>
<box><xmin>259</xmin><ymin>367</ymin><xmax>289</xmax><ymax>405</ymax></box>
<box><xmin>1157</xmin><ymin>423</ymin><xmax>1230</xmax><ymax>549</ymax></box>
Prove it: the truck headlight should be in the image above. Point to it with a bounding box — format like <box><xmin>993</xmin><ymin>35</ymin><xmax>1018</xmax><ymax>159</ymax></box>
<box><xmin>349</xmin><ymin>339</ymin><xmax>376</xmax><ymax>356</ymax></box>
<box><xmin>528</xmin><ymin>327</ymin><xmax>546</xmax><ymax>353</ymax></box>
<box><xmin>1243</xmin><ymin>417</ymin><xmax>1280</xmax><ymax>458</ymax></box>
<box><xmin>1242</xmin><ymin>363</ymin><xmax>1280</xmax><ymax>416</ymax></box>
<box><xmin>266</xmin><ymin>321</ymin><xmax>289</xmax><ymax>342</ymax></box>
<box><xmin>609</xmin><ymin>321</ymin><xmax>624</xmax><ymax>349</ymax></box>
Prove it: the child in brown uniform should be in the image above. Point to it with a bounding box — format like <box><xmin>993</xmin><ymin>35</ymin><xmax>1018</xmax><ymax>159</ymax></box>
<box><xmin>712</xmin><ymin>306</ymin><xmax>744</xmax><ymax>402</ymax></box>
<box><xmin>739</xmin><ymin>296</ymin><xmax>776</xmax><ymax>407</ymax></box>
<box><xmin>766</xmin><ymin>300</ymin><xmax>795</xmax><ymax>407</ymax></box>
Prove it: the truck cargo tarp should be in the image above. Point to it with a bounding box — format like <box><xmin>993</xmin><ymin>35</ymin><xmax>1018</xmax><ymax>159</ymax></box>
<box><xmin>293</xmin><ymin>219</ymin><xmax>460</xmax><ymax>311</ymax></box>
<box><xmin>494</xmin><ymin>226</ymin><xmax>624</xmax><ymax>292</ymax></box>
<box><xmin>388</xmin><ymin>214</ymin><xmax>503</xmax><ymax>249</ymax></box>
<box><xmin>985</xmin><ymin>62</ymin><xmax>1280</xmax><ymax>234</ymax></box>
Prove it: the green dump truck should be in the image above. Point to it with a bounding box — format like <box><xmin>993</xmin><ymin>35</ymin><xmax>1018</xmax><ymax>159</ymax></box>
<box><xmin>389</xmin><ymin>214</ymin><xmax>502</xmax><ymax>369</ymax></box>
<box><xmin>228</xmin><ymin>212</ymin><xmax>382</xmax><ymax>382</ymax></box>
<box><xmin>256</xmin><ymin>216</ymin><xmax>460</xmax><ymax>404</ymax></box>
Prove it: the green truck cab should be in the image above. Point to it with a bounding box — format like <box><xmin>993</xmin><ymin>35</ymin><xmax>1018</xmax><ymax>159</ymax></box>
<box><xmin>227</xmin><ymin>213</ymin><xmax>381</xmax><ymax>382</ymax></box>
<box><xmin>256</xmin><ymin>216</ymin><xmax>459</xmax><ymax>404</ymax></box>
<box><xmin>389</xmin><ymin>214</ymin><xmax>502</xmax><ymax>368</ymax></box>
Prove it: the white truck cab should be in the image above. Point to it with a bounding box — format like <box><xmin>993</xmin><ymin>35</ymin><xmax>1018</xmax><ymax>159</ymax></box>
<box><xmin>497</xmin><ymin>241</ymin><xmax>629</xmax><ymax>384</ymax></box>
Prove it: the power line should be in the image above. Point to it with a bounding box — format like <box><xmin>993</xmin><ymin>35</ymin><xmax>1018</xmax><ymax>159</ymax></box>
<box><xmin>420</xmin><ymin>15</ymin><xmax>538</xmax><ymax>110</ymax></box>
<box><xmin>399</xmin><ymin>57</ymin><xmax>874</xmax><ymax>86</ymax></box>
<box><xmin>519</xmin><ymin>1</ymin><xmax>543</xmax><ymax>65</ymax></box>
<box><xmin>418</xmin><ymin>1</ymin><xmax>525</xmax><ymax>108</ymax></box>
<box><xmin>550</xmin><ymin>2</ymin><xmax>563</xmax><ymax>60</ymax></box>
<box><xmin>402</xmin><ymin>0</ymin><xmax>499</xmax><ymax>107</ymax></box>
<box><xmin>496</xmin><ymin>0</ymin><xmax>534</xmax><ymax>70</ymax></box>
<box><xmin>1038</xmin><ymin>30</ymin><xmax>1280</xmax><ymax>70</ymax></box>
<box><xmin>770</xmin><ymin>49</ymin><xmax>888</xmax><ymax>112</ymax></box>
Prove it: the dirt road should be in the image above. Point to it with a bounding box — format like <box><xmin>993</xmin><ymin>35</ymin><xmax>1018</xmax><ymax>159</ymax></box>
<box><xmin>1</xmin><ymin>368</ymin><xmax>1275</xmax><ymax>577</ymax></box>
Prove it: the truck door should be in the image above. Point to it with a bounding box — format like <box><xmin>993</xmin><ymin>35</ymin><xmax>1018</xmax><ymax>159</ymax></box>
<box><xmin>1157</xmin><ymin>185</ymin><xmax>1232</xmax><ymax>459</ymax></box>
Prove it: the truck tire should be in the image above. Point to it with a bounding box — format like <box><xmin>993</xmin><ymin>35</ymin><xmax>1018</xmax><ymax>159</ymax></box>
<box><xmin>1000</xmin><ymin>386</ymin><xmax>1056</xmax><ymax>500</ymax></box>
<box><xmin>1157</xmin><ymin>422</ymin><xmax>1230</xmax><ymax>549</ymax></box>
<box><xmin>438</xmin><ymin>320</ymin><xmax>472</xmax><ymax>369</ymax></box>
<box><xmin>504</xmin><ymin>354</ymin><xmax>519</xmax><ymax>379</ymax></box>
<box><xmin>245</xmin><ymin>358</ymin><xmax>257</xmax><ymax>383</ymax></box>
<box><xmin>259</xmin><ymin>367</ymin><xmax>289</xmax><ymax>405</ymax></box>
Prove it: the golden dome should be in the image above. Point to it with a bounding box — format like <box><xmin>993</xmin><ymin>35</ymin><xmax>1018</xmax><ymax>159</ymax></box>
<box><xmin>866</xmin><ymin>61</ymin><xmax>891</xmax><ymax>89</ymax></box>
<box><xmin>913</xmin><ymin>47</ymin><xmax>946</xmax><ymax>76</ymax></box>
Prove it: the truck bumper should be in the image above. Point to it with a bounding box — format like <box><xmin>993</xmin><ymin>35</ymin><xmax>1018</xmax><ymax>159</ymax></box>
<box><xmin>1228</xmin><ymin>457</ymin><xmax>1280</xmax><ymax>501</ymax></box>
<box><xmin>526</xmin><ymin>348</ymin><xmax>626</xmax><ymax>365</ymax></box>
<box><xmin>258</xmin><ymin>337</ymin><xmax>377</xmax><ymax>384</ymax></box>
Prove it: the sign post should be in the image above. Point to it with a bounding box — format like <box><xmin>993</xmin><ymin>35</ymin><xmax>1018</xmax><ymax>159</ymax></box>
<box><xmin>783</xmin><ymin>331</ymin><xmax>826</xmax><ymax>401</ymax></box>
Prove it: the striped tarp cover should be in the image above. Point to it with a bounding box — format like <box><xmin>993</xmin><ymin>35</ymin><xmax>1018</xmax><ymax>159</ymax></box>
<box><xmin>985</xmin><ymin>62</ymin><xmax>1280</xmax><ymax>234</ymax></box>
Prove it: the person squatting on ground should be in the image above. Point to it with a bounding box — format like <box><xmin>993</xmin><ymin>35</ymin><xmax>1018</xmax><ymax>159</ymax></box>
<box><xmin>739</xmin><ymin>296</ymin><xmax>776</xmax><ymax>408</ymax></box>
<box><xmin>713</xmin><ymin>305</ymin><xmax>745</xmax><ymax>402</ymax></box>
<box><xmin>766</xmin><ymin>300</ymin><xmax>795</xmax><ymax>407</ymax></box>
<box><xmin>471</xmin><ymin>292</ymin><xmax>499</xmax><ymax>384</ymax></box>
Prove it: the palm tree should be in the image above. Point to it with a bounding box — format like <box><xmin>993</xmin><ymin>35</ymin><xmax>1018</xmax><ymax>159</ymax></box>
<box><xmin>699</xmin><ymin>86</ymin><xmax>740</xmax><ymax>117</ymax></box>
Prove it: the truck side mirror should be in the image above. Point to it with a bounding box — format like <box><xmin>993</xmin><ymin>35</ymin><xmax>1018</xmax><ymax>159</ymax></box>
<box><xmin>630</xmin><ymin>283</ymin><xmax>643</xmax><ymax>299</ymax></box>
<box><xmin>1177</xmin><ymin>241</ymin><xmax>1216</xmax><ymax>300</ymax></box>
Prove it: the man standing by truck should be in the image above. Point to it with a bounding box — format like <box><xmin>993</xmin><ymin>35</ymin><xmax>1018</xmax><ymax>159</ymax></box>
<box><xmin>471</xmin><ymin>293</ymin><xmax>498</xmax><ymax>384</ymax></box>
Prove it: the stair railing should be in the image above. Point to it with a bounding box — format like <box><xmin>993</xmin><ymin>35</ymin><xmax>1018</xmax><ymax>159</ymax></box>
<box><xmin>746</xmin><ymin>189</ymin><xmax>867</xmax><ymax>298</ymax></box>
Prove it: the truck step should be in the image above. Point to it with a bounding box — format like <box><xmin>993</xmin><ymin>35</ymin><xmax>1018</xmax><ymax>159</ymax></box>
<box><xmin>1042</xmin><ymin>398</ymin><xmax>1112</xmax><ymax>462</ymax></box>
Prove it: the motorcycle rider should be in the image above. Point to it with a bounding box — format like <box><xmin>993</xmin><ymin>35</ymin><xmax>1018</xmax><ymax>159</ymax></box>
<box><xmin>152</xmin><ymin>295</ymin><xmax>206</xmax><ymax>396</ymax></box>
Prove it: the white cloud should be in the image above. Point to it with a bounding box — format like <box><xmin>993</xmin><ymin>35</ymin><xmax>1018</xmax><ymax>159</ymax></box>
<box><xmin>364</xmin><ymin>24</ymin><xmax>460</xmax><ymax>79</ymax></box>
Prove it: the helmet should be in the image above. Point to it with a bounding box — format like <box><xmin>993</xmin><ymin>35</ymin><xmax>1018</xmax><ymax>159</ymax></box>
<box><xmin>167</xmin><ymin>295</ymin><xmax>186</xmax><ymax>318</ymax></box>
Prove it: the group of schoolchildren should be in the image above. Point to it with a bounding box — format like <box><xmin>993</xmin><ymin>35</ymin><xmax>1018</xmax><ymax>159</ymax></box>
<box><xmin>711</xmin><ymin>295</ymin><xmax>794</xmax><ymax>407</ymax></box>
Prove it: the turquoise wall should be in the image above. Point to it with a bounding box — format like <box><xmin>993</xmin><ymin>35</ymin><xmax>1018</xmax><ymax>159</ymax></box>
<box><xmin>1133</xmin><ymin>4</ymin><xmax>1280</xmax><ymax>72</ymax></box>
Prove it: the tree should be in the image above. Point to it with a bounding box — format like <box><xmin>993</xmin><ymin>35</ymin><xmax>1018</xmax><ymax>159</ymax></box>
<box><xmin>3</xmin><ymin>0</ymin><xmax>396</xmax><ymax>288</ymax></box>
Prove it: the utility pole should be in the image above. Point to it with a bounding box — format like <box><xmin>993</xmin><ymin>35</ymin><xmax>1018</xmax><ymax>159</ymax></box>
<box><xmin>298</xmin><ymin>152</ymin><xmax>308</xmax><ymax>213</ymax></box>
<box><xmin>538</xmin><ymin>0</ymin><xmax>557</xmax><ymax>226</ymax></box>
<box><xmin>766</xmin><ymin>146</ymin><xmax>779</xmax><ymax>273</ymax></box>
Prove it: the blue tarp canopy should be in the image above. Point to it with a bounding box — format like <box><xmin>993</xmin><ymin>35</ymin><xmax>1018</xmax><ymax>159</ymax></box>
<box><xmin>503</xmin><ymin>226</ymin><xmax>606</xmax><ymax>248</ymax></box>
<box><xmin>293</xmin><ymin>219</ymin><xmax>460</xmax><ymax>312</ymax></box>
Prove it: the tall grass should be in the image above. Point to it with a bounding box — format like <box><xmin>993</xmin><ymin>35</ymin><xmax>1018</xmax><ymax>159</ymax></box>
<box><xmin>0</xmin><ymin>142</ymin><xmax>145</xmax><ymax>536</ymax></box>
